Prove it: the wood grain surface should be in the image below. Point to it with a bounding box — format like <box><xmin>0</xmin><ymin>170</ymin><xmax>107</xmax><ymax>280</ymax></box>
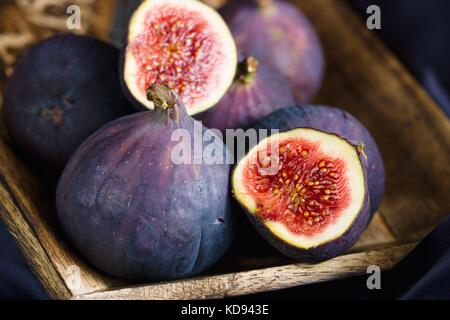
<box><xmin>0</xmin><ymin>0</ymin><xmax>448</xmax><ymax>299</ymax></box>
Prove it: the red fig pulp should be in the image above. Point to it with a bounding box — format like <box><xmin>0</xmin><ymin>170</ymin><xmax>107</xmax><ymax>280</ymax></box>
<box><xmin>121</xmin><ymin>0</ymin><xmax>237</xmax><ymax>115</ymax></box>
<box><xmin>255</xmin><ymin>105</ymin><xmax>385</xmax><ymax>215</ymax></box>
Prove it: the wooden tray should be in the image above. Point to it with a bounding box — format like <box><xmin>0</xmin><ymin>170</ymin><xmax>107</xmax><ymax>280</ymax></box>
<box><xmin>0</xmin><ymin>0</ymin><xmax>449</xmax><ymax>300</ymax></box>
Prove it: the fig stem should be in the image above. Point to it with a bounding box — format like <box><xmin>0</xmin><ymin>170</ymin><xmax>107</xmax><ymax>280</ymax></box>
<box><xmin>357</xmin><ymin>143</ymin><xmax>368</xmax><ymax>160</ymax></box>
<box><xmin>256</xmin><ymin>0</ymin><xmax>273</xmax><ymax>8</ymax></box>
<box><xmin>146</xmin><ymin>84</ymin><xmax>177</xmax><ymax>110</ymax></box>
<box><xmin>238</xmin><ymin>56</ymin><xmax>259</xmax><ymax>85</ymax></box>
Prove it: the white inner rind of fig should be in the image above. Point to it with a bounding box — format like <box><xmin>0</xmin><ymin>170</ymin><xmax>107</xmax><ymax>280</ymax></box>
<box><xmin>232</xmin><ymin>128</ymin><xmax>366</xmax><ymax>249</ymax></box>
<box><xmin>124</xmin><ymin>0</ymin><xmax>237</xmax><ymax>115</ymax></box>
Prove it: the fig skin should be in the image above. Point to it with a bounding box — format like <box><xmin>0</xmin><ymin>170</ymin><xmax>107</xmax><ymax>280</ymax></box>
<box><xmin>3</xmin><ymin>34</ymin><xmax>133</xmax><ymax>169</ymax></box>
<box><xmin>255</xmin><ymin>105</ymin><xmax>385</xmax><ymax>215</ymax></box>
<box><xmin>233</xmin><ymin>128</ymin><xmax>371</xmax><ymax>261</ymax></box>
<box><xmin>56</xmin><ymin>86</ymin><xmax>233</xmax><ymax>281</ymax></box>
<box><xmin>221</xmin><ymin>0</ymin><xmax>324</xmax><ymax>103</ymax></box>
<box><xmin>200</xmin><ymin>57</ymin><xmax>295</xmax><ymax>134</ymax></box>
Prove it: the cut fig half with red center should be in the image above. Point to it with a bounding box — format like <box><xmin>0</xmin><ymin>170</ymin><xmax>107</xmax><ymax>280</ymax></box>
<box><xmin>232</xmin><ymin>128</ymin><xmax>370</xmax><ymax>260</ymax></box>
<box><xmin>121</xmin><ymin>0</ymin><xmax>237</xmax><ymax>115</ymax></box>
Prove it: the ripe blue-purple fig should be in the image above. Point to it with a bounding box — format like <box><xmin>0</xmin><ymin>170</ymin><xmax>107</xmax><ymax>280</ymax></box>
<box><xmin>57</xmin><ymin>85</ymin><xmax>233</xmax><ymax>281</ymax></box>
<box><xmin>222</xmin><ymin>0</ymin><xmax>324</xmax><ymax>102</ymax></box>
<box><xmin>3</xmin><ymin>34</ymin><xmax>133</xmax><ymax>169</ymax></box>
<box><xmin>201</xmin><ymin>56</ymin><xmax>295</xmax><ymax>134</ymax></box>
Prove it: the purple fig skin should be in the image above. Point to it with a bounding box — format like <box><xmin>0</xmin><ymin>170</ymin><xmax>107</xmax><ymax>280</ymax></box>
<box><xmin>56</xmin><ymin>88</ymin><xmax>233</xmax><ymax>281</ymax></box>
<box><xmin>3</xmin><ymin>34</ymin><xmax>133</xmax><ymax>169</ymax></box>
<box><xmin>255</xmin><ymin>105</ymin><xmax>385</xmax><ymax>215</ymax></box>
<box><xmin>200</xmin><ymin>59</ymin><xmax>295</xmax><ymax>134</ymax></box>
<box><xmin>221</xmin><ymin>0</ymin><xmax>324</xmax><ymax>103</ymax></box>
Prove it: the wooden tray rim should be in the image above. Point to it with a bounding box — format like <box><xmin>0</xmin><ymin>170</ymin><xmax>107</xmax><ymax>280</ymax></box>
<box><xmin>72</xmin><ymin>243</ymin><xmax>415</xmax><ymax>300</ymax></box>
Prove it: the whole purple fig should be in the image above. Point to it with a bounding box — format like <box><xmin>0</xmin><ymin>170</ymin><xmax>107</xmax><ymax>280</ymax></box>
<box><xmin>3</xmin><ymin>34</ymin><xmax>133</xmax><ymax>169</ymax></box>
<box><xmin>201</xmin><ymin>56</ymin><xmax>295</xmax><ymax>134</ymax></box>
<box><xmin>57</xmin><ymin>85</ymin><xmax>233</xmax><ymax>281</ymax></box>
<box><xmin>221</xmin><ymin>0</ymin><xmax>324</xmax><ymax>102</ymax></box>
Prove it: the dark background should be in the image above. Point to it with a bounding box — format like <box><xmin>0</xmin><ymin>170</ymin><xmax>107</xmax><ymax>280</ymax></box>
<box><xmin>0</xmin><ymin>0</ymin><xmax>449</xmax><ymax>299</ymax></box>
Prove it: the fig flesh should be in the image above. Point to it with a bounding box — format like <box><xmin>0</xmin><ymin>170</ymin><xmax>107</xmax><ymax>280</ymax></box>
<box><xmin>57</xmin><ymin>85</ymin><xmax>233</xmax><ymax>281</ymax></box>
<box><xmin>232</xmin><ymin>128</ymin><xmax>370</xmax><ymax>260</ymax></box>
<box><xmin>255</xmin><ymin>105</ymin><xmax>385</xmax><ymax>215</ymax></box>
<box><xmin>201</xmin><ymin>56</ymin><xmax>295</xmax><ymax>134</ymax></box>
<box><xmin>222</xmin><ymin>0</ymin><xmax>324</xmax><ymax>103</ymax></box>
<box><xmin>121</xmin><ymin>0</ymin><xmax>237</xmax><ymax>115</ymax></box>
<box><xmin>3</xmin><ymin>34</ymin><xmax>132</xmax><ymax>169</ymax></box>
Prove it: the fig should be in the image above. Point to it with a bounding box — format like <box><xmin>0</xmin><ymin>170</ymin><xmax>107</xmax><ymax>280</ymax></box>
<box><xmin>255</xmin><ymin>105</ymin><xmax>385</xmax><ymax>215</ymax></box>
<box><xmin>201</xmin><ymin>56</ymin><xmax>295</xmax><ymax>134</ymax></box>
<box><xmin>232</xmin><ymin>128</ymin><xmax>370</xmax><ymax>260</ymax></box>
<box><xmin>121</xmin><ymin>0</ymin><xmax>237</xmax><ymax>115</ymax></box>
<box><xmin>2</xmin><ymin>34</ymin><xmax>132</xmax><ymax>169</ymax></box>
<box><xmin>56</xmin><ymin>85</ymin><xmax>233</xmax><ymax>281</ymax></box>
<box><xmin>221</xmin><ymin>0</ymin><xmax>324</xmax><ymax>103</ymax></box>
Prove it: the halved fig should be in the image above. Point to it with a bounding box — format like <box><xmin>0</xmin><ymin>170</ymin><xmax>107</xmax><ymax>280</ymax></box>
<box><xmin>121</xmin><ymin>0</ymin><xmax>237</xmax><ymax>115</ymax></box>
<box><xmin>232</xmin><ymin>128</ymin><xmax>370</xmax><ymax>260</ymax></box>
<box><xmin>255</xmin><ymin>105</ymin><xmax>385</xmax><ymax>215</ymax></box>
